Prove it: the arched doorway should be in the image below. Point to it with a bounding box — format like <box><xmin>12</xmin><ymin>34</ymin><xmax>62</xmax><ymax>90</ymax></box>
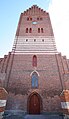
<box><xmin>28</xmin><ymin>92</ymin><xmax>42</xmax><ymax>114</ymax></box>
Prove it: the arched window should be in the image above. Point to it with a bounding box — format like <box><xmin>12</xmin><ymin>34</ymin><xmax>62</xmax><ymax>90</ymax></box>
<box><xmin>27</xmin><ymin>17</ymin><xmax>29</xmax><ymax>21</ymax></box>
<box><xmin>40</xmin><ymin>17</ymin><xmax>42</xmax><ymax>20</ymax></box>
<box><xmin>41</xmin><ymin>28</ymin><xmax>43</xmax><ymax>33</ymax></box>
<box><xmin>29</xmin><ymin>28</ymin><xmax>32</xmax><ymax>33</ymax></box>
<box><xmin>38</xmin><ymin>28</ymin><xmax>40</xmax><ymax>33</ymax></box>
<box><xmin>37</xmin><ymin>17</ymin><xmax>39</xmax><ymax>20</ymax></box>
<box><xmin>33</xmin><ymin>55</ymin><xmax>37</xmax><ymax>67</ymax></box>
<box><xmin>30</xmin><ymin>18</ymin><xmax>32</xmax><ymax>21</ymax></box>
<box><xmin>32</xmin><ymin>72</ymin><xmax>38</xmax><ymax>88</ymax></box>
<box><xmin>27</xmin><ymin>17</ymin><xmax>32</xmax><ymax>21</ymax></box>
<box><xmin>26</xmin><ymin>28</ymin><xmax>28</xmax><ymax>33</ymax></box>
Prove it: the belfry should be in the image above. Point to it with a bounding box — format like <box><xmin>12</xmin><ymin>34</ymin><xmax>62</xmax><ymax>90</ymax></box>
<box><xmin>0</xmin><ymin>5</ymin><xmax>69</xmax><ymax>115</ymax></box>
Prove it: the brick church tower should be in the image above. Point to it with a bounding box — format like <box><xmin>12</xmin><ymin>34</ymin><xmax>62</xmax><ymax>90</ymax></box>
<box><xmin>0</xmin><ymin>5</ymin><xmax>69</xmax><ymax>114</ymax></box>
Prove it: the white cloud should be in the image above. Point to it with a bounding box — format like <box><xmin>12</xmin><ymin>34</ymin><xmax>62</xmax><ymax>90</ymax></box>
<box><xmin>48</xmin><ymin>0</ymin><xmax>69</xmax><ymax>58</ymax></box>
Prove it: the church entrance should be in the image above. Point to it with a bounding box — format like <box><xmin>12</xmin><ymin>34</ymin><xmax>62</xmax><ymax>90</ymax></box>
<box><xmin>28</xmin><ymin>92</ymin><xmax>42</xmax><ymax>114</ymax></box>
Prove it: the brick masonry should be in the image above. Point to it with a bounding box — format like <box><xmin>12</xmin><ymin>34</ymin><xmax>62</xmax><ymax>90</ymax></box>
<box><xmin>0</xmin><ymin>5</ymin><xmax>69</xmax><ymax>114</ymax></box>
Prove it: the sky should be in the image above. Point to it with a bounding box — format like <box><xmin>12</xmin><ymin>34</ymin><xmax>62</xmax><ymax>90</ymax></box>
<box><xmin>0</xmin><ymin>0</ymin><xmax>69</xmax><ymax>58</ymax></box>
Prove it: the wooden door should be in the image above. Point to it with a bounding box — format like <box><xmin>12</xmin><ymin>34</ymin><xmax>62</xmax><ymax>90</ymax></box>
<box><xmin>28</xmin><ymin>94</ymin><xmax>40</xmax><ymax>114</ymax></box>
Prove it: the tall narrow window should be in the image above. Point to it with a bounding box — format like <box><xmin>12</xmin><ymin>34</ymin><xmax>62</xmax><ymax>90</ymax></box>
<box><xmin>29</xmin><ymin>28</ymin><xmax>32</xmax><ymax>33</ymax></box>
<box><xmin>37</xmin><ymin>17</ymin><xmax>39</xmax><ymax>20</ymax></box>
<box><xmin>26</xmin><ymin>28</ymin><xmax>28</xmax><ymax>33</ymax></box>
<box><xmin>40</xmin><ymin>17</ymin><xmax>42</xmax><ymax>20</ymax></box>
<box><xmin>32</xmin><ymin>72</ymin><xmax>38</xmax><ymax>88</ymax></box>
<box><xmin>27</xmin><ymin>17</ymin><xmax>29</xmax><ymax>21</ymax></box>
<box><xmin>38</xmin><ymin>28</ymin><xmax>40</xmax><ymax>33</ymax></box>
<box><xmin>30</xmin><ymin>18</ymin><xmax>32</xmax><ymax>21</ymax></box>
<box><xmin>41</xmin><ymin>28</ymin><xmax>43</xmax><ymax>33</ymax></box>
<box><xmin>33</xmin><ymin>55</ymin><xmax>37</xmax><ymax>67</ymax></box>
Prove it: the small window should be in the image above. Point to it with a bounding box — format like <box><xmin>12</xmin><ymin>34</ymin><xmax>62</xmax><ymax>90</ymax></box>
<box><xmin>33</xmin><ymin>55</ymin><xmax>37</xmax><ymax>67</ymax></box>
<box><xmin>32</xmin><ymin>72</ymin><xmax>38</xmax><ymax>88</ymax></box>
<box><xmin>27</xmin><ymin>17</ymin><xmax>29</xmax><ymax>21</ymax></box>
<box><xmin>30</xmin><ymin>18</ymin><xmax>32</xmax><ymax>21</ymax></box>
<box><xmin>27</xmin><ymin>17</ymin><xmax>32</xmax><ymax>21</ymax></box>
<box><xmin>41</xmin><ymin>28</ymin><xmax>43</xmax><ymax>33</ymax></box>
<box><xmin>26</xmin><ymin>39</ymin><xmax>28</xmax><ymax>42</ymax></box>
<box><xmin>34</xmin><ymin>39</ymin><xmax>36</xmax><ymax>42</ymax></box>
<box><xmin>29</xmin><ymin>28</ymin><xmax>32</xmax><ymax>33</ymax></box>
<box><xmin>40</xmin><ymin>17</ymin><xmax>42</xmax><ymax>20</ymax></box>
<box><xmin>37</xmin><ymin>17</ymin><xmax>42</xmax><ymax>20</ymax></box>
<box><xmin>38</xmin><ymin>28</ymin><xmax>40</xmax><ymax>33</ymax></box>
<box><xmin>26</xmin><ymin>28</ymin><xmax>28</xmax><ymax>33</ymax></box>
<box><xmin>37</xmin><ymin>17</ymin><xmax>39</xmax><ymax>20</ymax></box>
<box><xmin>42</xmin><ymin>39</ymin><xmax>44</xmax><ymax>42</ymax></box>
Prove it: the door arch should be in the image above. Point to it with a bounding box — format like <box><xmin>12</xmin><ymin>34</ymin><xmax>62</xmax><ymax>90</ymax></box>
<box><xmin>27</xmin><ymin>92</ymin><xmax>42</xmax><ymax>114</ymax></box>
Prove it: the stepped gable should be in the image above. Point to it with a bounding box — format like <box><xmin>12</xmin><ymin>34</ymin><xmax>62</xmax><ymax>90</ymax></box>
<box><xmin>23</xmin><ymin>5</ymin><xmax>48</xmax><ymax>16</ymax></box>
<box><xmin>16</xmin><ymin>5</ymin><xmax>49</xmax><ymax>36</ymax></box>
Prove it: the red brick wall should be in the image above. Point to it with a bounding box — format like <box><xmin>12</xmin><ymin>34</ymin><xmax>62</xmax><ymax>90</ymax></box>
<box><xmin>0</xmin><ymin>5</ymin><xmax>69</xmax><ymax>113</ymax></box>
<box><xmin>16</xmin><ymin>6</ymin><xmax>53</xmax><ymax>37</ymax></box>
<box><xmin>5</xmin><ymin>53</ymin><xmax>62</xmax><ymax>112</ymax></box>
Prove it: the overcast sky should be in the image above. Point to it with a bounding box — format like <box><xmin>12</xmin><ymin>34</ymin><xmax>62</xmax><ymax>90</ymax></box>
<box><xmin>0</xmin><ymin>0</ymin><xmax>69</xmax><ymax>58</ymax></box>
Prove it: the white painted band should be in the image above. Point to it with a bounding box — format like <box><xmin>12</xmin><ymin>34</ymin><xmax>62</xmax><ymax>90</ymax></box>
<box><xmin>61</xmin><ymin>102</ymin><xmax>69</xmax><ymax>109</ymax></box>
<box><xmin>0</xmin><ymin>100</ymin><xmax>6</xmax><ymax>107</ymax></box>
<box><xmin>11</xmin><ymin>51</ymin><xmax>58</xmax><ymax>54</ymax></box>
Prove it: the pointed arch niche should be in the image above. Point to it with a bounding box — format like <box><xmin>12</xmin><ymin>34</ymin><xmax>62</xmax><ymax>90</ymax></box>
<box><xmin>31</xmin><ymin>72</ymin><xmax>39</xmax><ymax>88</ymax></box>
<box><xmin>32</xmin><ymin>55</ymin><xmax>37</xmax><ymax>67</ymax></box>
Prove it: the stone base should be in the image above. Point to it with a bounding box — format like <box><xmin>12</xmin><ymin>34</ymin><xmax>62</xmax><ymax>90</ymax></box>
<box><xmin>0</xmin><ymin>112</ymin><xmax>4</xmax><ymax>119</ymax></box>
<box><xmin>4</xmin><ymin>110</ymin><xmax>27</xmax><ymax>116</ymax></box>
<box><xmin>64</xmin><ymin>114</ymin><xmax>69</xmax><ymax>119</ymax></box>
